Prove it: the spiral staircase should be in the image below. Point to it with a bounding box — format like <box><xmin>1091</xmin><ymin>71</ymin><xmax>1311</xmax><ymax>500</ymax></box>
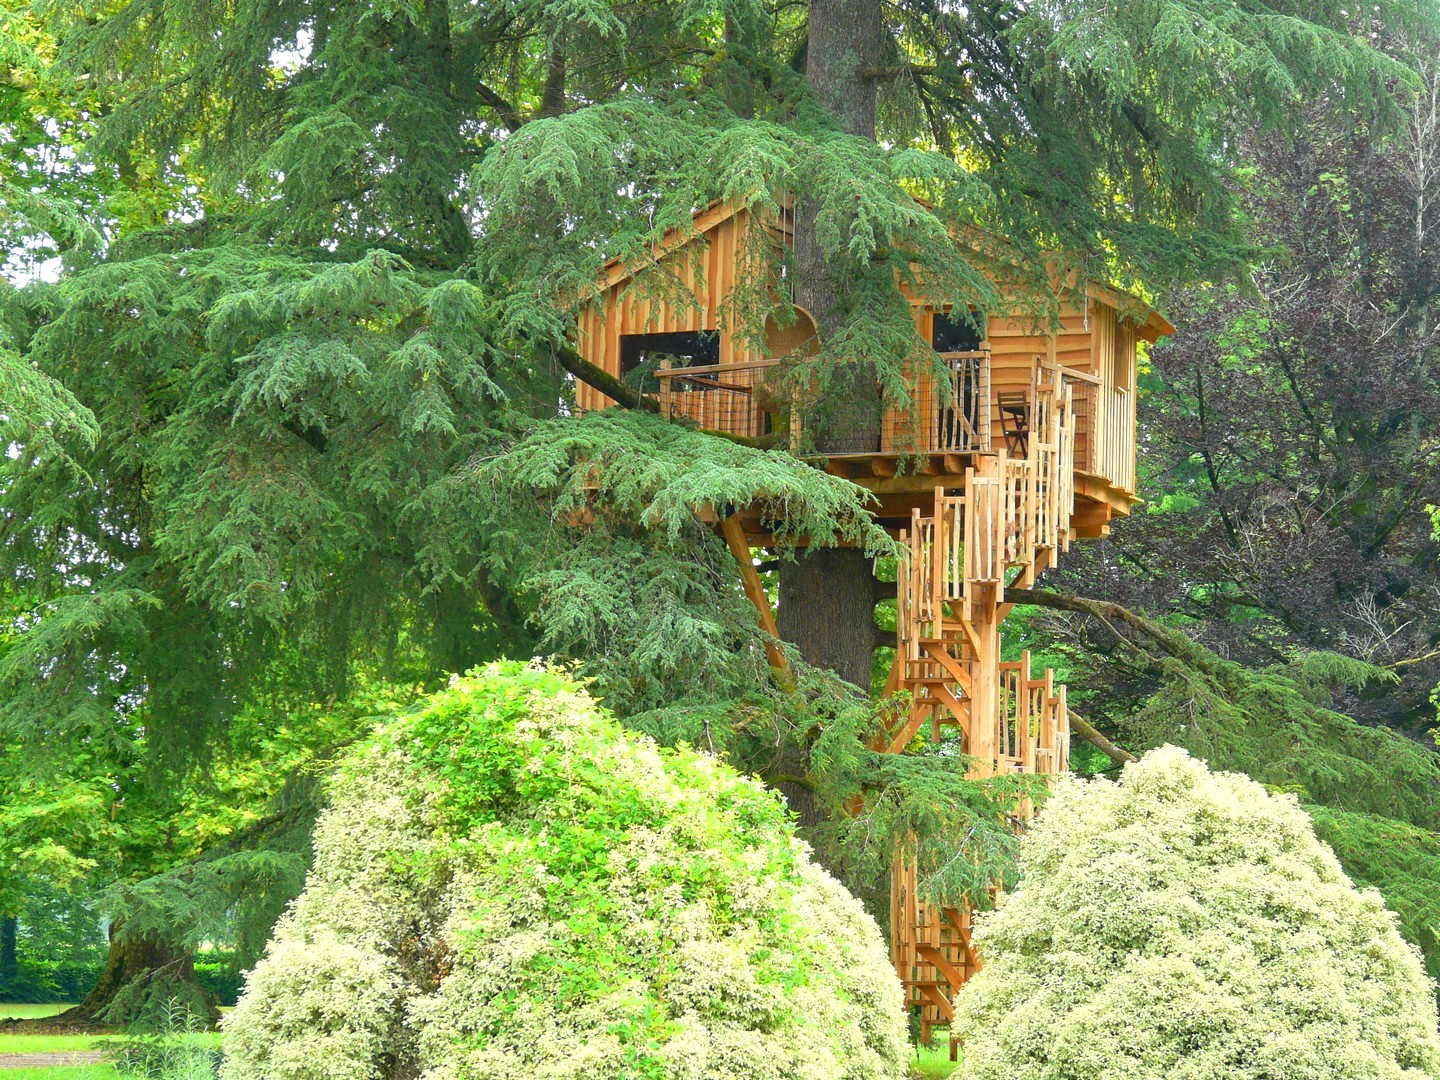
<box><xmin>883</xmin><ymin>359</ymin><xmax>1076</xmax><ymax>1038</ymax></box>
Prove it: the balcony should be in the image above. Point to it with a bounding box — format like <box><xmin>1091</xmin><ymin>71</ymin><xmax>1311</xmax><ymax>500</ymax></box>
<box><xmin>654</xmin><ymin>351</ymin><xmax>993</xmax><ymax>456</ymax></box>
<box><xmin>654</xmin><ymin>358</ymin><xmax>779</xmax><ymax>441</ymax></box>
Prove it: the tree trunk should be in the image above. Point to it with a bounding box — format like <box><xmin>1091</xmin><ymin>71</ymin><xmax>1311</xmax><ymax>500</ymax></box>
<box><xmin>775</xmin><ymin>0</ymin><xmax>886</xmax><ymax>824</ymax></box>
<box><xmin>778</xmin><ymin>547</ymin><xmax>880</xmax><ymax>688</ymax></box>
<box><xmin>793</xmin><ymin>0</ymin><xmax>884</xmax><ymax>456</ymax></box>
<box><xmin>63</xmin><ymin>925</ymin><xmax>215</xmax><ymax>1026</ymax></box>
<box><xmin>0</xmin><ymin>915</ymin><xmax>17</xmax><ymax>993</ymax></box>
<box><xmin>782</xmin><ymin>0</ymin><xmax>885</xmax><ymax>689</ymax></box>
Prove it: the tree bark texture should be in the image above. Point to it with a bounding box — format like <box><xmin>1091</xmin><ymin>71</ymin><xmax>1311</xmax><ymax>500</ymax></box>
<box><xmin>777</xmin><ymin>546</ymin><xmax>881</xmax><ymax>689</ymax></box>
<box><xmin>780</xmin><ymin>0</ymin><xmax>887</xmax><ymax>710</ymax></box>
<box><xmin>793</xmin><ymin>0</ymin><xmax>885</xmax><ymax>455</ymax></box>
<box><xmin>66</xmin><ymin>926</ymin><xmax>214</xmax><ymax>1025</ymax></box>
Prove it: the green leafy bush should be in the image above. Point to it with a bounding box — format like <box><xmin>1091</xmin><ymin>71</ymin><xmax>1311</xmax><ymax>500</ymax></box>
<box><xmin>192</xmin><ymin>955</ymin><xmax>243</xmax><ymax>1007</ymax></box>
<box><xmin>954</xmin><ymin>747</ymin><xmax>1440</xmax><ymax>1080</ymax></box>
<box><xmin>222</xmin><ymin>663</ymin><xmax>907</xmax><ymax>1079</ymax></box>
<box><xmin>1</xmin><ymin>957</ymin><xmax>102</xmax><ymax>1002</ymax></box>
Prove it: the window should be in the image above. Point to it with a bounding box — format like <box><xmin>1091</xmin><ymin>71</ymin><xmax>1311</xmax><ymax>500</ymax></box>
<box><xmin>619</xmin><ymin>331</ymin><xmax>720</xmax><ymax>393</ymax></box>
<box><xmin>931</xmin><ymin>312</ymin><xmax>983</xmax><ymax>353</ymax></box>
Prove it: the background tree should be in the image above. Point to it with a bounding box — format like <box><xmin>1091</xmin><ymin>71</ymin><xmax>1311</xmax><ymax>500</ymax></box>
<box><xmin>1058</xmin><ymin>44</ymin><xmax>1440</xmax><ymax>737</ymax></box>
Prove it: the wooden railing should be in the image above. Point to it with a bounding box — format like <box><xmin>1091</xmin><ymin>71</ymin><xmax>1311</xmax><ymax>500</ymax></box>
<box><xmin>1105</xmin><ymin>386</ymin><xmax>1136</xmax><ymax>492</ymax></box>
<box><xmin>653</xmin><ymin>358</ymin><xmax>779</xmax><ymax>439</ymax></box>
<box><xmin>997</xmin><ymin>651</ymin><xmax>1070</xmax><ymax>775</ymax></box>
<box><xmin>900</xmin><ymin>361</ymin><xmax>1078</xmax><ymax>645</ymax></box>
<box><xmin>656</xmin><ymin>352</ymin><xmax>994</xmax><ymax>456</ymax></box>
<box><xmin>1068</xmin><ymin>375</ymin><xmax>1134</xmax><ymax>494</ymax></box>
<box><xmin>882</xmin><ymin>351</ymin><xmax>991</xmax><ymax>454</ymax></box>
<box><xmin>890</xmin><ymin>858</ymin><xmax>981</xmax><ymax>1027</ymax></box>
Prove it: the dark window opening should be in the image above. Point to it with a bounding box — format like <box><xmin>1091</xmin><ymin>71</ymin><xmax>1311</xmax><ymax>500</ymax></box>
<box><xmin>931</xmin><ymin>313</ymin><xmax>986</xmax><ymax>451</ymax></box>
<box><xmin>620</xmin><ymin>331</ymin><xmax>720</xmax><ymax>393</ymax></box>
<box><xmin>931</xmin><ymin>312</ymin><xmax>983</xmax><ymax>353</ymax></box>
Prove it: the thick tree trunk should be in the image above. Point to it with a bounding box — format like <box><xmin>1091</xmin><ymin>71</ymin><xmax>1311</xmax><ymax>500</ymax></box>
<box><xmin>0</xmin><ymin>915</ymin><xmax>17</xmax><ymax>992</ymax></box>
<box><xmin>64</xmin><ymin>925</ymin><xmax>215</xmax><ymax>1026</ymax></box>
<box><xmin>778</xmin><ymin>547</ymin><xmax>880</xmax><ymax>688</ymax></box>
<box><xmin>783</xmin><ymin>0</ymin><xmax>885</xmax><ymax>688</ymax></box>
<box><xmin>804</xmin><ymin>0</ymin><xmax>882</xmax><ymax>140</ymax></box>
<box><xmin>793</xmin><ymin>0</ymin><xmax>884</xmax><ymax>455</ymax></box>
<box><xmin>775</xmin><ymin>0</ymin><xmax>887</xmax><ymax>825</ymax></box>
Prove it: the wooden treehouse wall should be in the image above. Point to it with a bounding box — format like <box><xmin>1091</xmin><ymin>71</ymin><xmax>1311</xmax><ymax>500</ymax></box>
<box><xmin>575</xmin><ymin>205</ymin><xmax>775</xmax><ymax>414</ymax></box>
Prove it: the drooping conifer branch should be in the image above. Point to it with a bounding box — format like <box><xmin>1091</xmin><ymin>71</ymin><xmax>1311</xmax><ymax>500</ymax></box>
<box><xmin>1004</xmin><ymin>586</ymin><xmax>1213</xmax><ymax>671</ymax></box>
<box><xmin>1065</xmin><ymin>708</ymin><xmax>1137</xmax><ymax>765</ymax></box>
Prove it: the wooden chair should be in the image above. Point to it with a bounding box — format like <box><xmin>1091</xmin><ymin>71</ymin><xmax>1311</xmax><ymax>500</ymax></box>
<box><xmin>997</xmin><ymin>392</ymin><xmax>1030</xmax><ymax>455</ymax></box>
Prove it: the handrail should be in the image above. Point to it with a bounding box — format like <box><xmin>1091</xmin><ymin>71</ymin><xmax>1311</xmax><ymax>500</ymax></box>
<box><xmin>648</xmin><ymin>352</ymin><xmax>1130</xmax><ymax>499</ymax></box>
<box><xmin>652</xmin><ymin>358</ymin><xmax>782</xmax><ymax>377</ymax></box>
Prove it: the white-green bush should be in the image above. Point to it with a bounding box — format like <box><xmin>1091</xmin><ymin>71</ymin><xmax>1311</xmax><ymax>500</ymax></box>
<box><xmin>954</xmin><ymin>746</ymin><xmax>1440</xmax><ymax>1080</ymax></box>
<box><xmin>222</xmin><ymin>663</ymin><xmax>907</xmax><ymax>1080</ymax></box>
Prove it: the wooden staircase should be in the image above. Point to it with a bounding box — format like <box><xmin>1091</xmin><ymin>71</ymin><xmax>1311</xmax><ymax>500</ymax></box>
<box><xmin>884</xmin><ymin>360</ymin><xmax>1077</xmax><ymax>1036</ymax></box>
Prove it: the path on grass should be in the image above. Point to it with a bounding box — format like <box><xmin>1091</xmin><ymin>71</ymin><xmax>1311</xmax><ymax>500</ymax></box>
<box><xmin>0</xmin><ymin>1051</ymin><xmax>107</xmax><ymax>1068</ymax></box>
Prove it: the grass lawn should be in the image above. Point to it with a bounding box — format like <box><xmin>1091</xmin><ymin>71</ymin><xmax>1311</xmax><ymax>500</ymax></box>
<box><xmin>0</xmin><ymin>1022</ymin><xmax>117</xmax><ymax>1078</ymax></box>
<box><xmin>911</xmin><ymin>1032</ymin><xmax>961</xmax><ymax>1078</ymax></box>
<box><xmin>0</xmin><ymin>1006</ymin><xmax>75</xmax><ymax>1021</ymax></box>
<box><xmin>0</xmin><ymin>1033</ymin><xmax>122</xmax><ymax>1054</ymax></box>
<box><xmin>4</xmin><ymin>1003</ymin><xmax>953</xmax><ymax>1078</ymax></box>
<box><xmin>0</xmin><ymin>1007</ymin><xmax>219</xmax><ymax>1079</ymax></box>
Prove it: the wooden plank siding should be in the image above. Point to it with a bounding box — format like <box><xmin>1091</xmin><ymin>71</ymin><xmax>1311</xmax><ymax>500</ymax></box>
<box><xmin>575</xmin><ymin>208</ymin><xmax>769</xmax><ymax>412</ymax></box>
<box><xmin>574</xmin><ymin>202</ymin><xmax>1161</xmax><ymax>504</ymax></box>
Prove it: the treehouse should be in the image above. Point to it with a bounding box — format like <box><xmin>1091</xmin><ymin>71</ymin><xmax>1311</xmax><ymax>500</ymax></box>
<box><xmin>574</xmin><ymin>201</ymin><xmax>1173</xmax><ymax>1039</ymax></box>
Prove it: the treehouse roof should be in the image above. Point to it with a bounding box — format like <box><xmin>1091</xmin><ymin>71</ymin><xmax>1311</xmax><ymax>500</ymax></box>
<box><xmin>596</xmin><ymin>200</ymin><xmax>1175</xmax><ymax>343</ymax></box>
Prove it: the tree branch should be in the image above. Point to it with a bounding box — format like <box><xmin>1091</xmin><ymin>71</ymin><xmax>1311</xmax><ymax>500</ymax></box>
<box><xmin>1004</xmin><ymin>587</ymin><xmax>1193</xmax><ymax>663</ymax></box>
<box><xmin>476</xmin><ymin>83</ymin><xmax>524</xmax><ymax>133</ymax></box>
<box><xmin>1067</xmin><ymin>707</ymin><xmax>1137</xmax><ymax>765</ymax></box>
<box><xmin>863</xmin><ymin>63</ymin><xmax>938</xmax><ymax>80</ymax></box>
<box><xmin>545</xmin><ymin>342</ymin><xmax>658</xmax><ymax>413</ymax></box>
<box><xmin>545</xmin><ymin>342</ymin><xmax>786</xmax><ymax>449</ymax></box>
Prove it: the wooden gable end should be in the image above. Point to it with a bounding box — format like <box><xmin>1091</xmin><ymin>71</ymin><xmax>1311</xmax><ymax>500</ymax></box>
<box><xmin>575</xmin><ymin>204</ymin><xmax>778</xmax><ymax>412</ymax></box>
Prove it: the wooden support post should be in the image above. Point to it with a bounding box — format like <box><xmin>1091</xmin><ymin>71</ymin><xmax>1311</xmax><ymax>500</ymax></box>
<box><xmin>720</xmin><ymin>515</ymin><xmax>793</xmax><ymax>688</ymax></box>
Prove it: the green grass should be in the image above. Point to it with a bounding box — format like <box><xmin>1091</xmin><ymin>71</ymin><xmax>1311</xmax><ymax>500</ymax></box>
<box><xmin>0</xmin><ymin>1033</ymin><xmax>120</xmax><ymax>1053</ymax></box>
<box><xmin>0</xmin><ymin>1025</ymin><xmax>119</xmax><ymax>1080</ymax></box>
<box><xmin>911</xmin><ymin>1035</ymin><xmax>961</xmax><ymax>1078</ymax></box>
<box><xmin>0</xmin><ymin>1005</ymin><xmax>76</xmax><ymax>1020</ymax></box>
<box><xmin>0</xmin><ymin>1011</ymin><xmax>219</xmax><ymax>1079</ymax></box>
